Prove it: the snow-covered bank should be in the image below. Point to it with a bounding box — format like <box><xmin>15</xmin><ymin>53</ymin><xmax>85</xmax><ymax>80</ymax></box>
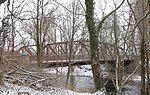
<box><xmin>43</xmin><ymin>65</ymin><xmax>93</xmax><ymax>77</ymax></box>
<box><xmin>0</xmin><ymin>83</ymin><xmax>105</xmax><ymax>95</ymax></box>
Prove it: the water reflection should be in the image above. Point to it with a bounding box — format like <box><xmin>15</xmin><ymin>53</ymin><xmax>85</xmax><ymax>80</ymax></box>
<box><xmin>54</xmin><ymin>74</ymin><xmax>141</xmax><ymax>95</ymax></box>
<box><xmin>55</xmin><ymin>75</ymin><xmax>95</xmax><ymax>93</ymax></box>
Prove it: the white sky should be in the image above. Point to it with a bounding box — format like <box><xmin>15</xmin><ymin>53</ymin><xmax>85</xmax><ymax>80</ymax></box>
<box><xmin>0</xmin><ymin>0</ymin><xmax>129</xmax><ymax>48</ymax></box>
<box><xmin>0</xmin><ymin>0</ymin><xmax>126</xmax><ymax>22</ymax></box>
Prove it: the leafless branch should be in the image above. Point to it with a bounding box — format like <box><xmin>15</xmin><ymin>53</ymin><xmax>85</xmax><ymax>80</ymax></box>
<box><xmin>126</xmin><ymin>11</ymin><xmax>150</xmax><ymax>40</ymax></box>
<box><xmin>122</xmin><ymin>64</ymin><xmax>140</xmax><ymax>85</ymax></box>
<box><xmin>97</xmin><ymin>0</ymin><xmax>125</xmax><ymax>32</ymax></box>
<box><xmin>54</xmin><ymin>0</ymin><xmax>84</xmax><ymax>16</ymax></box>
<box><xmin>0</xmin><ymin>0</ymin><xmax>7</xmax><ymax>5</ymax></box>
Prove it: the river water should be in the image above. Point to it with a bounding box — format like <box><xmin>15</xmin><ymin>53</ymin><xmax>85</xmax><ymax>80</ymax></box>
<box><xmin>54</xmin><ymin>74</ymin><xmax>141</xmax><ymax>95</ymax></box>
<box><xmin>43</xmin><ymin>65</ymin><xmax>141</xmax><ymax>94</ymax></box>
<box><xmin>55</xmin><ymin>75</ymin><xmax>95</xmax><ymax>93</ymax></box>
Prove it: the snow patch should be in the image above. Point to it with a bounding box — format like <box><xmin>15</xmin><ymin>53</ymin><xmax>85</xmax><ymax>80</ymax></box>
<box><xmin>43</xmin><ymin>65</ymin><xmax>93</xmax><ymax>77</ymax></box>
<box><xmin>0</xmin><ymin>83</ymin><xmax>105</xmax><ymax>95</ymax></box>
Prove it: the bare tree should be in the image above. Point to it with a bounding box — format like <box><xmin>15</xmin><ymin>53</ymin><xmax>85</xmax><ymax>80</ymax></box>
<box><xmin>18</xmin><ymin>0</ymin><xmax>56</xmax><ymax>67</ymax></box>
<box><xmin>54</xmin><ymin>0</ymin><xmax>86</xmax><ymax>86</ymax></box>
<box><xmin>133</xmin><ymin>0</ymin><xmax>150</xmax><ymax>94</ymax></box>
<box><xmin>0</xmin><ymin>0</ymin><xmax>8</xmax><ymax>86</ymax></box>
<box><xmin>0</xmin><ymin>17</ymin><xmax>10</xmax><ymax>85</ymax></box>
<box><xmin>85</xmin><ymin>0</ymin><xmax>125</xmax><ymax>91</ymax></box>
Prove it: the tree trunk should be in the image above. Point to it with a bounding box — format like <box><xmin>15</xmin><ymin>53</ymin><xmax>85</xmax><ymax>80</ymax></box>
<box><xmin>36</xmin><ymin>0</ymin><xmax>42</xmax><ymax>67</ymax></box>
<box><xmin>0</xmin><ymin>17</ymin><xmax>9</xmax><ymax>86</ymax></box>
<box><xmin>146</xmin><ymin>1</ymin><xmax>150</xmax><ymax>94</ymax></box>
<box><xmin>140</xmin><ymin>17</ymin><xmax>146</xmax><ymax>95</ymax></box>
<box><xmin>146</xmin><ymin>49</ymin><xmax>149</xmax><ymax>95</ymax></box>
<box><xmin>85</xmin><ymin>0</ymin><xmax>103</xmax><ymax>90</ymax></box>
<box><xmin>134</xmin><ymin>0</ymin><xmax>149</xmax><ymax>94</ymax></box>
<box><xmin>140</xmin><ymin>34</ymin><xmax>146</xmax><ymax>95</ymax></box>
<box><xmin>66</xmin><ymin>1</ymin><xmax>76</xmax><ymax>86</ymax></box>
<box><xmin>113</xmin><ymin>11</ymin><xmax>123</xmax><ymax>95</ymax></box>
<box><xmin>0</xmin><ymin>50</ymin><xmax>4</xmax><ymax>86</ymax></box>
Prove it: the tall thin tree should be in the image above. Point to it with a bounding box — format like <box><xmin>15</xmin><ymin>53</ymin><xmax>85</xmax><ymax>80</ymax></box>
<box><xmin>85</xmin><ymin>0</ymin><xmax>125</xmax><ymax>90</ymax></box>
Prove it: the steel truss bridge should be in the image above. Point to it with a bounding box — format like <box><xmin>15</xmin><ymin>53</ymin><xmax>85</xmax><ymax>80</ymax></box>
<box><xmin>13</xmin><ymin>41</ymin><xmax>134</xmax><ymax>67</ymax></box>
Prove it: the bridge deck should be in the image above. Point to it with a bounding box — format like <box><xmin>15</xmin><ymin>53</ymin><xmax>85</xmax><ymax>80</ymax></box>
<box><xmin>32</xmin><ymin>59</ymin><xmax>134</xmax><ymax>68</ymax></box>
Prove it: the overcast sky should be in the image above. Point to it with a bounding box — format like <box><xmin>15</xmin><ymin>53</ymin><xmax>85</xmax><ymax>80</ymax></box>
<box><xmin>0</xmin><ymin>0</ymin><xmax>129</xmax><ymax>49</ymax></box>
<box><xmin>0</xmin><ymin>0</ymin><xmax>128</xmax><ymax>27</ymax></box>
<box><xmin>0</xmin><ymin>0</ymin><xmax>125</xmax><ymax>19</ymax></box>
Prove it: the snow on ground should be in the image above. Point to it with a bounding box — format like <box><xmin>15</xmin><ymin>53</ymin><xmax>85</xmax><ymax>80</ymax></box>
<box><xmin>43</xmin><ymin>65</ymin><xmax>93</xmax><ymax>77</ymax></box>
<box><xmin>72</xmin><ymin>65</ymin><xmax>93</xmax><ymax>77</ymax></box>
<box><xmin>43</xmin><ymin>64</ymin><xmax>108</xmax><ymax>77</ymax></box>
<box><xmin>0</xmin><ymin>65</ymin><xmax>106</xmax><ymax>95</ymax></box>
<box><xmin>0</xmin><ymin>83</ymin><xmax>105</xmax><ymax>95</ymax></box>
<box><xmin>131</xmin><ymin>75</ymin><xmax>141</xmax><ymax>81</ymax></box>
